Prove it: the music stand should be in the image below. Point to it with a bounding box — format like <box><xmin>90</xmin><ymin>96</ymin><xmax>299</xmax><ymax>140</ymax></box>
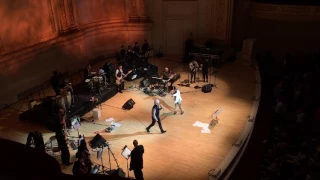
<box><xmin>130</xmin><ymin>74</ymin><xmax>138</xmax><ymax>89</ymax></box>
<box><xmin>72</xmin><ymin>117</ymin><xmax>81</xmax><ymax>137</ymax></box>
<box><xmin>212</xmin><ymin>109</ymin><xmax>222</xmax><ymax>121</ymax></box>
<box><xmin>208</xmin><ymin>109</ymin><xmax>223</xmax><ymax>129</ymax></box>
<box><xmin>121</xmin><ymin>145</ymin><xmax>131</xmax><ymax>178</ymax></box>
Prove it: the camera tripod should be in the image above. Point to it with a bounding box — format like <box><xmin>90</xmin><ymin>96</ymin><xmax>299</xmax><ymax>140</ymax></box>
<box><xmin>97</xmin><ymin>143</ymin><xmax>120</xmax><ymax>174</ymax></box>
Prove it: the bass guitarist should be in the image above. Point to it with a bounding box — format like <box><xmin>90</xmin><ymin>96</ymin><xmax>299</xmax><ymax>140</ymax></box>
<box><xmin>115</xmin><ymin>65</ymin><xmax>125</xmax><ymax>93</ymax></box>
<box><xmin>115</xmin><ymin>65</ymin><xmax>132</xmax><ymax>93</ymax></box>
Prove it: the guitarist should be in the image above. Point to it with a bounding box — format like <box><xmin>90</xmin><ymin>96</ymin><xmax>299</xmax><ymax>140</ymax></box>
<box><xmin>189</xmin><ymin>58</ymin><xmax>199</xmax><ymax>83</ymax></box>
<box><xmin>115</xmin><ymin>65</ymin><xmax>125</xmax><ymax>93</ymax></box>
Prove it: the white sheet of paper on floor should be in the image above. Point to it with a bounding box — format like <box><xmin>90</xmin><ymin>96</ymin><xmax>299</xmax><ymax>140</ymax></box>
<box><xmin>105</xmin><ymin>117</ymin><xmax>114</xmax><ymax>122</ymax></box>
<box><xmin>193</xmin><ymin>121</ymin><xmax>211</xmax><ymax>133</ymax></box>
<box><xmin>111</xmin><ymin>122</ymin><xmax>121</xmax><ymax>127</ymax></box>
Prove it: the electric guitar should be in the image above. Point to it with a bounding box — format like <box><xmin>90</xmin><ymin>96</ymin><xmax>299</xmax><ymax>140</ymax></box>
<box><xmin>116</xmin><ymin>70</ymin><xmax>132</xmax><ymax>85</ymax></box>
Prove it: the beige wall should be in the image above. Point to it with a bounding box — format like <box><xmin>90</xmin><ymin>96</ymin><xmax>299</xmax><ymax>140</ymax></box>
<box><xmin>147</xmin><ymin>0</ymin><xmax>215</xmax><ymax>55</ymax></box>
<box><xmin>0</xmin><ymin>0</ymin><xmax>151</xmax><ymax>107</ymax></box>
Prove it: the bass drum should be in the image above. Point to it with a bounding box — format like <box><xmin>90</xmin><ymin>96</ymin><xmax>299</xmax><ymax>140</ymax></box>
<box><xmin>56</xmin><ymin>95</ymin><xmax>67</xmax><ymax>113</ymax></box>
<box><xmin>65</xmin><ymin>92</ymin><xmax>72</xmax><ymax>109</ymax></box>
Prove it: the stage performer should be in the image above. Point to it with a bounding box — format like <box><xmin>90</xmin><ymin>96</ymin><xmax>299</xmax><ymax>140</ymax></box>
<box><xmin>129</xmin><ymin>140</ymin><xmax>145</xmax><ymax>180</ymax></box>
<box><xmin>172</xmin><ymin>86</ymin><xmax>184</xmax><ymax>115</ymax></box>
<box><xmin>189</xmin><ymin>58</ymin><xmax>199</xmax><ymax>83</ymax></box>
<box><xmin>72</xmin><ymin>152</ymin><xmax>91</xmax><ymax>175</ymax></box>
<box><xmin>146</xmin><ymin>99</ymin><xmax>167</xmax><ymax>133</ymax></box>
<box><xmin>202</xmin><ymin>59</ymin><xmax>209</xmax><ymax>82</ymax></box>
<box><xmin>115</xmin><ymin>65</ymin><xmax>125</xmax><ymax>93</ymax></box>
<box><xmin>55</xmin><ymin>123</ymin><xmax>72</xmax><ymax>166</ymax></box>
<box><xmin>51</xmin><ymin>71</ymin><xmax>61</xmax><ymax>95</ymax></box>
<box><xmin>163</xmin><ymin>67</ymin><xmax>174</xmax><ymax>88</ymax></box>
<box><xmin>133</xmin><ymin>42</ymin><xmax>140</xmax><ymax>55</ymax></box>
<box><xmin>83</xmin><ymin>64</ymin><xmax>91</xmax><ymax>81</ymax></box>
<box><xmin>142</xmin><ymin>40</ymin><xmax>149</xmax><ymax>57</ymax></box>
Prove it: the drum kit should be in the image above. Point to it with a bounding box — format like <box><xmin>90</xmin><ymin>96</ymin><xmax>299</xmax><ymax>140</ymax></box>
<box><xmin>142</xmin><ymin>77</ymin><xmax>167</xmax><ymax>96</ymax></box>
<box><xmin>85</xmin><ymin>72</ymin><xmax>109</xmax><ymax>95</ymax></box>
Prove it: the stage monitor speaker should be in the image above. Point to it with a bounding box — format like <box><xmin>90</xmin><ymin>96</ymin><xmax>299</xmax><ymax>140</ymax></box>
<box><xmin>89</xmin><ymin>134</ymin><xmax>106</xmax><ymax>149</ymax></box>
<box><xmin>122</xmin><ymin>98</ymin><xmax>135</xmax><ymax>110</ymax></box>
<box><xmin>140</xmin><ymin>79</ymin><xmax>150</xmax><ymax>87</ymax></box>
<box><xmin>202</xmin><ymin>84</ymin><xmax>213</xmax><ymax>93</ymax></box>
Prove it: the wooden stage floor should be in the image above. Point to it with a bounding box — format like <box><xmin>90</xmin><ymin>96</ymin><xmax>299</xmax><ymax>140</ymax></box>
<box><xmin>0</xmin><ymin>55</ymin><xmax>256</xmax><ymax>180</ymax></box>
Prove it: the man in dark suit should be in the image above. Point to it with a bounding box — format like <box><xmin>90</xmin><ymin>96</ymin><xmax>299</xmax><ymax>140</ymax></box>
<box><xmin>130</xmin><ymin>140</ymin><xmax>145</xmax><ymax>180</ymax></box>
<box><xmin>51</xmin><ymin>71</ymin><xmax>60</xmax><ymax>95</ymax></box>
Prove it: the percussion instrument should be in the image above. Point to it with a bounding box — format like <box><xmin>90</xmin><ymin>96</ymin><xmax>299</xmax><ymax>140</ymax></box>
<box><xmin>92</xmin><ymin>76</ymin><xmax>103</xmax><ymax>82</ymax></box>
<box><xmin>85</xmin><ymin>79</ymin><xmax>91</xmax><ymax>83</ymax></box>
<box><xmin>55</xmin><ymin>95</ymin><xmax>67</xmax><ymax>113</ymax></box>
<box><xmin>65</xmin><ymin>92</ymin><xmax>72</xmax><ymax>109</ymax></box>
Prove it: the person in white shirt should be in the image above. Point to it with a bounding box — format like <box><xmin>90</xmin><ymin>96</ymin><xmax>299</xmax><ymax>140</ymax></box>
<box><xmin>172</xmin><ymin>86</ymin><xmax>184</xmax><ymax>115</ymax></box>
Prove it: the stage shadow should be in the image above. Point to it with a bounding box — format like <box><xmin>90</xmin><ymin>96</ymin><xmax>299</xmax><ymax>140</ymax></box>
<box><xmin>143</xmin><ymin>96</ymin><xmax>175</xmax><ymax>112</ymax></box>
<box><xmin>161</xmin><ymin>112</ymin><xmax>174</xmax><ymax>121</ymax></box>
<box><xmin>87</xmin><ymin>131</ymin><xmax>153</xmax><ymax>141</ymax></box>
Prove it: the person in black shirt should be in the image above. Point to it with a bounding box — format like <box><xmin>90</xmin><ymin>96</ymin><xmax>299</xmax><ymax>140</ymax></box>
<box><xmin>133</xmin><ymin>42</ymin><xmax>140</xmax><ymax>55</ymax></box>
<box><xmin>55</xmin><ymin>124</ymin><xmax>72</xmax><ymax>166</ymax></box>
<box><xmin>146</xmin><ymin>99</ymin><xmax>167</xmax><ymax>133</ymax></box>
<box><xmin>129</xmin><ymin>140</ymin><xmax>144</xmax><ymax>180</ymax></box>
<box><xmin>120</xmin><ymin>45</ymin><xmax>126</xmax><ymax>59</ymax></box>
<box><xmin>115</xmin><ymin>65</ymin><xmax>125</xmax><ymax>93</ymax></box>
<box><xmin>142</xmin><ymin>40</ymin><xmax>149</xmax><ymax>57</ymax></box>
<box><xmin>202</xmin><ymin>59</ymin><xmax>209</xmax><ymax>82</ymax></box>
<box><xmin>51</xmin><ymin>71</ymin><xmax>60</xmax><ymax>95</ymax></box>
<box><xmin>83</xmin><ymin>64</ymin><xmax>91</xmax><ymax>80</ymax></box>
<box><xmin>72</xmin><ymin>152</ymin><xmax>91</xmax><ymax>175</ymax></box>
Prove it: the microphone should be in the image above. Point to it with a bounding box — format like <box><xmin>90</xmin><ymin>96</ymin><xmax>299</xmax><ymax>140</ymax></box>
<box><xmin>122</xmin><ymin>145</ymin><xmax>127</xmax><ymax>151</ymax></box>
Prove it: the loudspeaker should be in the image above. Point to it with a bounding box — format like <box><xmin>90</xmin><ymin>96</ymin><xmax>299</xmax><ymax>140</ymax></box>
<box><xmin>89</xmin><ymin>134</ymin><xmax>106</xmax><ymax>149</ymax></box>
<box><xmin>122</xmin><ymin>98</ymin><xmax>135</xmax><ymax>110</ymax></box>
<box><xmin>140</xmin><ymin>79</ymin><xmax>150</xmax><ymax>87</ymax></box>
<box><xmin>202</xmin><ymin>84</ymin><xmax>213</xmax><ymax>93</ymax></box>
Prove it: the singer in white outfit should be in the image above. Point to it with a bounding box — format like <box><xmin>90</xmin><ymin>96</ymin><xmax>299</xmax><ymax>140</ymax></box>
<box><xmin>172</xmin><ymin>86</ymin><xmax>184</xmax><ymax>115</ymax></box>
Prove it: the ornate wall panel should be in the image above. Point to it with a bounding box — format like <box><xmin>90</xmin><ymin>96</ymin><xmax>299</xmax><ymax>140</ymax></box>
<box><xmin>139</xmin><ymin>0</ymin><xmax>146</xmax><ymax>17</ymax></box>
<box><xmin>0</xmin><ymin>0</ymin><xmax>57</xmax><ymax>52</ymax></box>
<box><xmin>76</xmin><ymin>0</ymin><xmax>126</xmax><ymax>25</ymax></box>
<box><xmin>213</xmin><ymin>0</ymin><xmax>234</xmax><ymax>44</ymax></box>
<box><xmin>249</xmin><ymin>2</ymin><xmax>320</xmax><ymax>22</ymax></box>
<box><xmin>130</xmin><ymin>0</ymin><xmax>138</xmax><ymax>17</ymax></box>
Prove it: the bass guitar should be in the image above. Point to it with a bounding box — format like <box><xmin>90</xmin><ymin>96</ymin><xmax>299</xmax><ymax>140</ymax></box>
<box><xmin>116</xmin><ymin>70</ymin><xmax>132</xmax><ymax>85</ymax></box>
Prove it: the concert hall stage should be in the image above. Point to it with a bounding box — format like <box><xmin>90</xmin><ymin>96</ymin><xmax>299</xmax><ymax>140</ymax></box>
<box><xmin>19</xmin><ymin>84</ymin><xmax>118</xmax><ymax>131</ymax></box>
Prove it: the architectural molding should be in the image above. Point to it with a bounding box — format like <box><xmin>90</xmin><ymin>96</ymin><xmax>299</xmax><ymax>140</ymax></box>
<box><xmin>213</xmin><ymin>0</ymin><xmax>234</xmax><ymax>44</ymax></box>
<box><xmin>138</xmin><ymin>0</ymin><xmax>146</xmax><ymax>17</ymax></box>
<box><xmin>67</xmin><ymin>0</ymin><xmax>76</xmax><ymax>26</ymax></box>
<box><xmin>130</xmin><ymin>0</ymin><xmax>138</xmax><ymax>18</ymax></box>
<box><xmin>249</xmin><ymin>2</ymin><xmax>320</xmax><ymax>22</ymax></box>
<box><xmin>54</xmin><ymin>0</ymin><xmax>77</xmax><ymax>33</ymax></box>
<box><xmin>48</xmin><ymin>0</ymin><xmax>57</xmax><ymax>32</ymax></box>
<box><xmin>0</xmin><ymin>21</ymin><xmax>152</xmax><ymax>69</ymax></box>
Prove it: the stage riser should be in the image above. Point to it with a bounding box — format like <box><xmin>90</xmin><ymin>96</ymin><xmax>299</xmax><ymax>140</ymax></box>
<box><xmin>19</xmin><ymin>85</ymin><xmax>118</xmax><ymax>131</ymax></box>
